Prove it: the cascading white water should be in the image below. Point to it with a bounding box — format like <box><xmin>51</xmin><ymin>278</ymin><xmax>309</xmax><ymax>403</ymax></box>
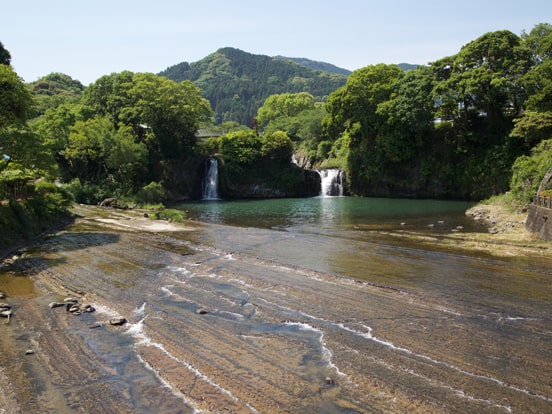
<box><xmin>202</xmin><ymin>158</ymin><xmax>220</xmax><ymax>200</ymax></box>
<box><xmin>318</xmin><ymin>169</ymin><xmax>344</xmax><ymax>197</ymax></box>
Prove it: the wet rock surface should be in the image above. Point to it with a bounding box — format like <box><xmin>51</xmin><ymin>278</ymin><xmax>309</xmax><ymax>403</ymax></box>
<box><xmin>0</xmin><ymin>204</ymin><xmax>550</xmax><ymax>413</ymax></box>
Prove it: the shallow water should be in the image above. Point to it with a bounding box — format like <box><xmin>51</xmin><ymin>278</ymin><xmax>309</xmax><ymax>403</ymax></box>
<box><xmin>2</xmin><ymin>200</ymin><xmax>552</xmax><ymax>413</ymax></box>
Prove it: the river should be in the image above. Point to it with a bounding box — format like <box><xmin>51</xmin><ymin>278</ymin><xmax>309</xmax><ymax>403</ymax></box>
<box><xmin>0</xmin><ymin>198</ymin><xmax>551</xmax><ymax>413</ymax></box>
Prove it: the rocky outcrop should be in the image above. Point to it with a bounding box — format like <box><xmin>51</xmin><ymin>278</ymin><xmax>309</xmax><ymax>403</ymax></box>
<box><xmin>220</xmin><ymin>168</ymin><xmax>321</xmax><ymax>199</ymax></box>
<box><xmin>526</xmin><ymin>204</ymin><xmax>552</xmax><ymax>241</ymax></box>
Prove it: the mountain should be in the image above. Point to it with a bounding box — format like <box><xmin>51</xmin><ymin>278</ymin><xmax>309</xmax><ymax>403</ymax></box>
<box><xmin>397</xmin><ymin>63</ymin><xmax>419</xmax><ymax>71</ymax></box>
<box><xmin>273</xmin><ymin>56</ymin><xmax>352</xmax><ymax>76</ymax></box>
<box><xmin>158</xmin><ymin>47</ymin><xmax>348</xmax><ymax>125</ymax></box>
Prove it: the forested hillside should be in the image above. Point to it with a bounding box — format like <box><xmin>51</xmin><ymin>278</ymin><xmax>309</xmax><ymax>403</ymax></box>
<box><xmin>273</xmin><ymin>56</ymin><xmax>352</xmax><ymax>76</ymax></box>
<box><xmin>158</xmin><ymin>47</ymin><xmax>348</xmax><ymax>125</ymax></box>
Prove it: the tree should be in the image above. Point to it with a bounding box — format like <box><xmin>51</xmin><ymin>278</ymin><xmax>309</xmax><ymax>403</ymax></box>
<box><xmin>323</xmin><ymin>64</ymin><xmax>404</xmax><ymax>193</ymax></box>
<box><xmin>85</xmin><ymin>72</ymin><xmax>212</xmax><ymax>160</ymax></box>
<box><xmin>0</xmin><ymin>64</ymin><xmax>36</xmax><ymax>172</ymax></box>
<box><xmin>261</xmin><ymin>130</ymin><xmax>293</xmax><ymax>163</ymax></box>
<box><xmin>510</xmin><ymin>138</ymin><xmax>552</xmax><ymax>203</ymax></box>
<box><xmin>324</xmin><ymin>64</ymin><xmax>403</xmax><ymax>144</ymax></box>
<box><xmin>432</xmin><ymin>30</ymin><xmax>532</xmax><ymax>135</ymax></box>
<box><xmin>256</xmin><ymin>92</ymin><xmax>315</xmax><ymax>128</ymax></box>
<box><xmin>119</xmin><ymin>73</ymin><xmax>212</xmax><ymax>159</ymax></box>
<box><xmin>510</xmin><ymin>111</ymin><xmax>552</xmax><ymax>149</ymax></box>
<box><xmin>0</xmin><ymin>41</ymin><xmax>11</xmax><ymax>65</ymax></box>
<box><xmin>29</xmin><ymin>72</ymin><xmax>85</xmax><ymax>117</ymax></box>
<box><xmin>520</xmin><ymin>58</ymin><xmax>552</xmax><ymax>112</ymax></box>
<box><xmin>82</xmin><ymin>72</ymin><xmax>212</xmax><ymax>193</ymax></box>
<box><xmin>217</xmin><ymin>130</ymin><xmax>261</xmax><ymax>165</ymax></box>
<box><xmin>64</xmin><ymin>116</ymin><xmax>147</xmax><ymax>194</ymax></box>
<box><xmin>522</xmin><ymin>23</ymin><xmax>552</xmax><ymax>63</ymax></box>
<box><xmin>376</xmin><ymin>66</ymin><xmax>434</xmax><ymax>162</ymax></box>
<box><xmin>0</xmin><ymin>64</ymin><xmax>32</xmax><ymax>128</ymax></box>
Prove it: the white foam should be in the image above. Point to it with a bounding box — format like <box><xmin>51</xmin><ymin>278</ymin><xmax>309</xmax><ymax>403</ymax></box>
<box><xmin>135</xmin><ymin>353</ymin><xmax>203</xmax><ymax>414</ymax></box>
<box><xmin>134</xmin><ymin>302</ymin><xmax>146</xmax><ymax>319</ymax></box>
<box><xmin>125</xmin><ymin>316</ymin><xmax>258</xmax><ymax>413</ymax></box>
<box><xmin>258</xmin><ymin>297</ymin><xmax>549</xmax><ymax>404</ymax></box>
<box><xmin>283</xmin><ymin>321</ymin><xmax>347</xmax><ymax>378</ymax></box>
<box><xmin>92</xmin><ymin>303</ymin><xmax>122</xmax><ymax>318</ymax></box>
<box><xmin>337</xmin><ymin>322</ymin><xmax>551</xmax><ymax>403</ymax></box>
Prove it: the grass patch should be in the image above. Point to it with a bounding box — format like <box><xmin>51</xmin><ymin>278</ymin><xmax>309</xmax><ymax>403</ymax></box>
<box><xmin>149</xmin><ymin>208</ymin><xmax>186</xmax><ymax>223</ymax></box>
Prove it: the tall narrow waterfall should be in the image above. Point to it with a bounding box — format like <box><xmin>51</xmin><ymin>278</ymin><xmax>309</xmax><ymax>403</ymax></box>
<box><xmin>202</xmin><ymin>158</ymin><xmax>220</xmax><ymax>200</ymax></box>
<box><xmin>319</xmin><ymin>169</ymin><xmax>344</xmax><ymax>197</ymax></box>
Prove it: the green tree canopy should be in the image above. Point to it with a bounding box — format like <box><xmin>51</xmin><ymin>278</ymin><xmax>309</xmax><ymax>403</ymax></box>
<box><xmin>322</xmin><ymin>64</ymin><xmax>404</xmax><ymax>193</ymax></box>
<box><xmin>0</xmin><ymin>64</ymin><xmax>37</xmax><ymax>172</ymax></box>
<box><xmin>0</xmin><ymin>41</ymin><xmax>11</xmax><ymax>66</ymax></box>
<box><xmin>29</xmin><ymin>72</ymin><xmax>85</xmax><ymax>117</ymax></box>
<box><xmin>522</xmin><ymin>22</ymin><xmax>552</xmax><ymax>63</ymax></box>
<box><xmin>432</xmin><ymin>30</ymin><xmax>532</xmax><ymax>132</ymax></box>
<box><xmin>261</xmin><ymin>130</ymin><xmax>293</xmax><ymax>163</ymax></box>
<box><xmin>84</xmin><ymin>72</ymin><xmax>212</xmax><ymax>160</ymax></box>
<box><xmin>217</xmin><ymin>130</ymin><xmax>261</xmax><ymax>165</ymax></box>
<box><xmin>323</xmin><ymin>64</ymin><xmax>403</xmax><ymax>145</ymax></box>
<box><xmin>375</xmin><ymin>66</ymin><xmax>434</xmax><ymax>162</ymax></box>
<box><xmin>510</xmin><ymin>138</ymin><xmax>552</xmax><ymax>203</ymax></box>
<box><xmin>256</xmin><ymin>92</ymin><xmax>315</xmax><ymax>128</ymax></box>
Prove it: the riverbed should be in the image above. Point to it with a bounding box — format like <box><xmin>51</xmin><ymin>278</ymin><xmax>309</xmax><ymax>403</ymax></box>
<box><xmin>0</xmin><ymin>202</ymin><xmax>551</xmax><ymax>413</ymax></box>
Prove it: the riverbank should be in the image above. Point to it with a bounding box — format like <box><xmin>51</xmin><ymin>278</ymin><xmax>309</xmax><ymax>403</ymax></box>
<box><xmin>1</xmin><ymin>202</ymin><xmax>551</xmax><ymax>413</ymax></box>
<box><xmin>2</xmin><ymin>200</ymin><xmax>548</xmax><ymax>263</ymax></box>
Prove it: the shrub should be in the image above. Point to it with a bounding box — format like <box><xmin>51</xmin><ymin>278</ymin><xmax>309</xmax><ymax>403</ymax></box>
<box><xmin>136</xmin><ymin>181</ymin><xmax>167</xmax><ymax>205</ymax></box>
<box><xmin>510</xmin><ymin>138</ymin><xmax>552</xmax><ymax>205</ymax></box>
<box><xmin>150</xmin><ymin>208</ymin><xmax>186</xmax><ymax>222</ymax></box>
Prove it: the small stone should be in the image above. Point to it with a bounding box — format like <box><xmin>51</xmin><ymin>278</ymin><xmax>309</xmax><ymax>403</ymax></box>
<box><xmin>109</xmin><ymin>317</ymin><xmax>127</xmax><ymax>326</ymax></box>
<box><xmin>0</xmin><ymin>309</ymin><xmax>13</xmax><ymax>317</ymax></box>
<box><xmin>325</xmin><ymin>377</ymin><xmax>335</xmax><ymax>385</ymax></box>
<box><xmin>196</xmin><ymin>308</ymin><xmax>208</xmax><ymax>315</ymax></box>
<box><xmin>25</xmin><ymin>349</ymin><xmax>35</xmax><ymax>355</ymax></box>
<box><xmin>0</xmin><ymin>303</ymin><xmax>11</xmax><ymax>310</ymax></box>
<box><xmin>49</xmin><ymin>302</ymin><xmax>65</xmax><ymax>309</ymax></box>
<box><xmin>68</xmin><ymin>305</ymin><xmax>81</xmax><ymax>313</ymax></box>
<box><xmin>63</xmin><ymin>297</ymin><xmax>79</xmax><ymax>304</ymax></box>
<box><xmin>0</xmin><ymin>292</ymin><xmax>6</xmax><ymax>299</ymax></box>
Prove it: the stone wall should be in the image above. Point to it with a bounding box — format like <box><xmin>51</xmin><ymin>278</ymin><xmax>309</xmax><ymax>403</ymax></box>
<box><xmin>526</xmin><ymin>204</ymin><xmax>552</xmax><ymax>241</ymax></box>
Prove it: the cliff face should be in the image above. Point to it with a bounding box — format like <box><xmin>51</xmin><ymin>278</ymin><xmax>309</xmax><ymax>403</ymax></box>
<box><xmin>220</xmin><ymin>168</ymin><xmax>321</xmax><ymax>199</ymax></box>
<box><xmin>526</xmin><ymin>205</ymin><xmax>552</xmax><ymax>241</ymax></box>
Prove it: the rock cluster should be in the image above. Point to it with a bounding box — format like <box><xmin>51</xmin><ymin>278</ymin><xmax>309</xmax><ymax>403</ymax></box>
<box><xmin>48</xmin><ymin>297</ymin><xmax>129</xmax><ymax>327</ymax></box>
<box><xmin>49</xmin><ymin>297</ymin><xmax>96</xmax><ymax>316</ymax></box>
<box><xmin>468</xmin><ymin>207</ymin><xmax>525</xmax><ymax>234</ymax></box>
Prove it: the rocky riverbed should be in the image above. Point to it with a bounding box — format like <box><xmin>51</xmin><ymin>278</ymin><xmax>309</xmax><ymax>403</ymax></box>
<box><xmin>0</xmin><ymin>203</ymin><xmax>551</xmax><ymax>413</ymax></box>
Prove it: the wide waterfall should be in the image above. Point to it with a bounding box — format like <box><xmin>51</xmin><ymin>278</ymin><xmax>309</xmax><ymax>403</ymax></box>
<box><xmin>202</xmin><ymin>158</ymin><xmax>220</xmax><ymax>200</ymax></box>
<box><xmin>318</xmin><ymin>169</ymin><xmax>344</xmax><ymax>197</ymax></box>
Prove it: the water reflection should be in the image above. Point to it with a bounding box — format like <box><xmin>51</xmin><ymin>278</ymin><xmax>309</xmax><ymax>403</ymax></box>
<box><xmin>179</xmin><ymin>197</ymin><xmax>476</xmax><ymax>233</ymax></box>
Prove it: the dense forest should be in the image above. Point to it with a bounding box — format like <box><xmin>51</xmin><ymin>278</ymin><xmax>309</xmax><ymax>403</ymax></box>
<box><xmin>159</xmin><ymin>47</ymin><xmax>348</xmax><ymax>125</ymax></box>
<box><xmin>1</xmin><ymin>23</ymin><xmax>552</xmax><ymax>250</ymax></box>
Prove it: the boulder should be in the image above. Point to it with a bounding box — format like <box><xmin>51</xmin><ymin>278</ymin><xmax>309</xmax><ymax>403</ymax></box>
<box><xmin>109</xmin><ymin>317</ymin><xmax>127</xmax><ymax>326</ymax></box>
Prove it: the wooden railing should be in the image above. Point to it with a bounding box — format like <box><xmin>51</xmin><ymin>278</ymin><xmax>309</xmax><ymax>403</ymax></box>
<box><xmin>534</xmin><ymin>194</ymin><xmax>552</xmax><ymax>209</ymax></box>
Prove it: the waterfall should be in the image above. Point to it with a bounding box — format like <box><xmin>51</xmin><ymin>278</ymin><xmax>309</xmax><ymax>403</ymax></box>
<box><xmin>318</xmin><ymin>169</ymin><xmax>344</xmax><ymax>197</ymax></box>
<box><xmin>202</xmin><ymin>158</ymin><xmax>220</xmax><ymax>200</ymax></box>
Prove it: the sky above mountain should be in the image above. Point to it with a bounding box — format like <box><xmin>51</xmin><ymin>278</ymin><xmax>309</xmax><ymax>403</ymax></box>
<box><xmin>2</xmin><ymin>0</ymin><xmax>550</xmax><ymax>85</ymax></box>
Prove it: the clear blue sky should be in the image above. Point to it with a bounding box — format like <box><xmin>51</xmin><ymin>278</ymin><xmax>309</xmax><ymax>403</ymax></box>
<box><xmin>2</xmin><ymin>0</ymin><xmax>550</xmax><ymax>85</ymax></box>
